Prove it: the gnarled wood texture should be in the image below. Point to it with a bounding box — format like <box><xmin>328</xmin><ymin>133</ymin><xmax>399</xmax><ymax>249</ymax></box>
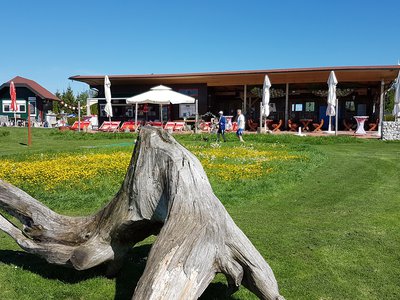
<box><xmin>0</xmin><ymin>127</ymin><xmax>284</xmax><ymax>299</ymax></box>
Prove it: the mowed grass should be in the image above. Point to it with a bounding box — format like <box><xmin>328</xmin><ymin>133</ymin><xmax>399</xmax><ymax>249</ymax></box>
<box><xmin>0</xmin><ymin>127</ymin><xmax>399</xmax><ymax>299</ymax></box>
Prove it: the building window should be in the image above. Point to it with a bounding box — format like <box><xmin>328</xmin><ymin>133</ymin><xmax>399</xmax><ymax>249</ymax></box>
<box><xmin>3</xmin><ymin>103</ymin><xmax>11</xmax><ymax>112</ymax></box>
<box><xmin>125</xmin><ymin>107</ymin><xmax>133</xmax><ymax>117</ymax></box>
<box><xmin>100</xmin><ymin>104</ymin><xmax>107</xmax><ymax>117</ymax></box>
<box><xmin>19</xmin><ymin>104</ymin><xmax>26</xmax><ymax>113</ymax></box>
<box><xmin>291</xmin><ymin>103</ymin><xmax>303</xmax><ymax>112</ymax></box>
<box><xmin>305</xmin><ymin>102</ymin><xmax>315</xmax><ymax>112</ymax></box>
<box><xmin>28</xmin><ymin>98</ymin><xmax>36</xmax><ymax>115</ymax></box>
<box><xmin>345</xmin><ymin>101</ymin><xmax>355</xmax><ymax>112</ymax></box>
<box><xmin>2</xmin><ymin>100</ymin><xmax>27</xmax><ymax>113</ymax></box>
<box><xmin>179</xmin><ymin>104</ymin><xmax>196</xmax><ymax>118</ymax></box>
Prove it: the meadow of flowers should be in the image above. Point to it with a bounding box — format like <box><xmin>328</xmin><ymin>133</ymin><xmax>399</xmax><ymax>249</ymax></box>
<box><xmin>0</xmin><ymin>142</ymin><xmax>305</xmax><ymax>191</ymax></box>
<box><xmin>0</xmin><ymin>151</ymin><xmax>131</xmax><ymax>191</ymax></box>
<box><xmin>187</xmin><ymin>143</ymin><xmax>303</xmax><ymax>181</ymax></box>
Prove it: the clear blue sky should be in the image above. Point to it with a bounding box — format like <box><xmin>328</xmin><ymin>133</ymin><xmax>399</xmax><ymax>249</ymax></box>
<box><xmin>1</xmin><ymin>0</ymin><xmax>399</xmax><ymax>94</ymax></box>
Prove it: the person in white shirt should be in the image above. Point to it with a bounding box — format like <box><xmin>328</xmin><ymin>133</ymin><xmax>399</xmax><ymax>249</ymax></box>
<box><xmin>236</xmin><ymin>109</ymin><xmax>245</xmax><ymax>142</ymax></box>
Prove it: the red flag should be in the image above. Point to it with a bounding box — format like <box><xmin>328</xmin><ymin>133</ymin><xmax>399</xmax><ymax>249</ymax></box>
<box><xmin>10</xmin><ymin>81</ymin><xmax>17</xmax><ymax>112</ymax></box>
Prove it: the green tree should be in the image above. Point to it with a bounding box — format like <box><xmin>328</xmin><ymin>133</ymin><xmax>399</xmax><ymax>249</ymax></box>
<box><xmin>385</xmin><ymin>90</ymin><xmax>394</xmax><ymax>114</ymax></box>
<box><xmin>53</xmin><ymin>91</ymin><xmax>62</xmax><ymax>114</ymax></box>
<box><xmin>76</xmin><ymin>91</ymin><xmax>89</xmax><ymax>115</ymax></box>
<box><xmin>61</xmin><ymin>87</ymin><xmax>76</xmax><ymax>114</ymax></box>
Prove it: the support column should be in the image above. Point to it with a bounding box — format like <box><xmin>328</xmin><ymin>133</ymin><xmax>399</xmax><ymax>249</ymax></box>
<box><xmin>335</xmin><ymin>98</ymin><xmax>338</xmax><ymax>136</ymax></box>
<box><xmin>78</xmin><ymin>100</ymin><xmax>81</xmax><ymax>133</ymax></box>
<box><xmin>86</xmin><ymin>98</ymin><xmax>91</xmax><ymax>116</ymax></box>
<box><xmin>285</xmin><ymin>83</ymin><xmax>289</xmax><ymax>129</ymax></box>
<box><xmin>378</xmin><ymin>79</ymin><xmax>385</xmax><ymax>137</ymax></box>
<box><xmin>195</xmin><ymin>99</ymin><xmax>198</xmax><ymax>134</ymax></box>
<box><xmin>243</xmin><ymin>85</ymin><xmax>247</xmax><ymax>113</ymax></box>
<box><xmin>259</xmin><ymin>101</ymin><xmax>263</xmax><ymax>133</ymax></box>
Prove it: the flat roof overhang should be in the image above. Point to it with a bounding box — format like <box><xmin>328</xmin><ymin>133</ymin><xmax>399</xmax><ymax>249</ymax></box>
<box><xmin>69</xmin><ymin>65</ymin><xmax>400</xmax><ymax>87</ymax></box>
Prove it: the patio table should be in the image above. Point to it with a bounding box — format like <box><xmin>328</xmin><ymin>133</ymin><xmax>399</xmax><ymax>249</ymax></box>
<box><xmin>354</xmin><ymin>116</ymin><xmax>369</xmax><ymax>135</ymax></box>
<box><xmin>300</xmin><ymin>119</ymin><xmax>313</xmax><ymax>131</ymax></box>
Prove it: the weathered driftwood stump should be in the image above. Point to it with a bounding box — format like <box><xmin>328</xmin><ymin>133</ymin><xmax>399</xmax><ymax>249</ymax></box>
<box><xmin>0</xmin><ymin>127</ymin><xmax>284</xmax><ymax>299</ymax></box>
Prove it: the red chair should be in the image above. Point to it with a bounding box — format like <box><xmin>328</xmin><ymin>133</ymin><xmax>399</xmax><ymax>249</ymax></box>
<box><xmin>99</xmin><ymin>121</ymin><xmax>121</xmax><ymax>132</ymax></box>
<box><xmin>247</xmin><ymin>119</ymin><xmax>258</xmax><ymax>131</ymax></box>
<box><xmin>231</xmin><ymin>122</ymin><xmax>238</xmax><ymax>132</ymax></box>
<box><xmin>288</xmin><ymin>120</ymin><xmax>298</xmax><ymax>132</ymax></box>
<box><xmin>272</xmin><ymin>120</ymin><xmax>283</xmax><ymax>132</ymax></box>
<box><xmin>199</xmin><ymin>121</ymin><xmax>211</xmax><ymax>133</ymax></box>
<box><xmin>164</xmin><ymin>122</ymin><xmax>175</xmax><ymax>131</ymax></box>
<box><xmin>312</xmin><ymin>119</ymin><xmax>324</xmax><ymax>132</ymax></box>
<box><xmin>120</xmin><ymin>121</ymin><xmax>139</xmax><ymax>132</ymax></box>
<box><xmin>150</xmin><ymin>121</ymin><xmax>163</xmax><ymax>128</ymax></box>
<box><xmin>173</xmin><ymin>122</ymin><xmax>185</xmax><ymax>131</ymax></box>
<box><xmin>70</xmin><ymin>121</ymin><xmax>90</xmax><ymax>131</ymax></box>
<box><xmin>368</xmin><ymin>119</ymin><xmax>379</xmax><ymax>131</ymax></box>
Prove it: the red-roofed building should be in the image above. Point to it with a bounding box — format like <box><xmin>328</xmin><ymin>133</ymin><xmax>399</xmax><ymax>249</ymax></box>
<box><xmin>0</xmin><ymin>76</ymin><xmax>60</xmax><ymax>124</ymax></box>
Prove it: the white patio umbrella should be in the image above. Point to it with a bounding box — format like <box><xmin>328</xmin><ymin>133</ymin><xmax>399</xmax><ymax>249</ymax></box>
<box><xmin>326</xmin><ymin>71</ymin><xmax>338</xmax><ymax>133</ymax></box>
<box><xmin>126</xmin><ymin>85</ymin><xmax>196</xmax><ymax>127</ymax></box>
<box><xmin>104</xmin><ymin>75</ymin><xmax>113</xmax><ymax>121</ymax></box>
<box><xmin>392</xmin><ymin>71</ymin><xmax>400</xmax><ymax>120</ymax></box>
<box><xmin>261</xmin><ymin>75</ymin><xmax>271</xmax><ymax>131</ymax></box>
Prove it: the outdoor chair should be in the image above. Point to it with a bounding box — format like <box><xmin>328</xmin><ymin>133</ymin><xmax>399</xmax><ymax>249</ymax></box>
<box><xmin>173</xmin><ymin>122</ymin><xmax>185</xmax><ymax>132</ymax></box>
<box><xmin>288</xmin><ymin>119</ymin><xmax>298</xmax><ymax>132</ymax></box>
<box><xmin>120</xmin><ymin>121</ymin><xmax>138</xmax><ymax>132</ymax></box>
<box><xmin>150</xmin><ymin>121</ymin><xmax>163</xmax><ymax>128</ymax></box>
<box><xmin>70</xmin><ymin>121</ymin><xmax>90</xmax><ymax>131</ymax></box>
<box><xmin>230</xmin><ymin>122</ymin><xmax>238</xmax><ymax>132</ymax></box>
<box><xmin>164</xmin><ymin>122</ymin><xmax>175</xmax><ymax>131</ymax></box>
<box><xmin>343</xmin><ymin>119</ymin><xmax>355</xmax><ymax>131</ymax></box>
<box><xmin>247</xmin><ymin>119</ymin><xmax>258</xmax><ymax>131</ymax></box>
<box><xmin>99</xmin><ymin>121</ymin><xmax>121</xmax><ymax>132</ymax></box>
<box><xmin>312</xmin><ymin>119</ymin><xmax>324</xmax><ymax>132</ymax></box>
<box><xmin>272</xmin><ymin>119</ymin><xmax>283</xmax><ymax>132</ymax></box>
<box><xmin>368</xmin><ymin>119</ymin><xmax>379</xmax><ymax>131</ymax></box>
<box><xmin>199</xmin><ymin>121</ymin><xmax>212</xmax><ymax>133</ymax></box>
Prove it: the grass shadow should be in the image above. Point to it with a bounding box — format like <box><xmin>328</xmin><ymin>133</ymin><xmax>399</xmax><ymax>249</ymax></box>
<box><xmin>0</xmin><ymin>245</ymin><xmax>238</xmax><ymax>299</ymax></box>
<box><xmin>0</xmin><ymin>249</ymin><xmax>107</xmax><ymax>283</ymax></box>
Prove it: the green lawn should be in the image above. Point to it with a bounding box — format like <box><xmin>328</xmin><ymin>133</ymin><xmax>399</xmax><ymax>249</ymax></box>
<box><xmin>0</xmin><ymin>127</ymin><xmax>399</xmax><ymax>299</ymax></box>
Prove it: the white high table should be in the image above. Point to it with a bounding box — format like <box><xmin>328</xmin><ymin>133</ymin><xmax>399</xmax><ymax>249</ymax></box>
<box><xmin>353</xmin><ymin>116</ymin><xmax>369</xmax><ymax>135</ymax></box>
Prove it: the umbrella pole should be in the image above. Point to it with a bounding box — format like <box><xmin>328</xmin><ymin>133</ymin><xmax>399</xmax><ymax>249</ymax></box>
<box><xmin>160</xmin><ymin>104</ymin><xmax>163</xmax><ymax>124</ymax></box>
<box><xmin>335</xmin><ymin>98</ymin><xmax>339</xmax><ymax>136</ymax></box>
<box><xmin>259</xmin><ymin>102</ymin><xmax>263</xmax><ymax>133</ymax></box>
<box><xmin>27</xmin><ymin>101</ymin><xmax>31</xmax><ymax>146</ymax></box>
<box><xmin>195</xmin><ymin>100</ymin><xmax>198</xmax><ymax>134</ymax></box>
<box><xmin>328</xmin><ymin>116</ymin><xmax>332</xmax><ymax>132</ymax></box>
<box><xmin>135</xmin><ymin>103</ymin><xmax>138</xmax><ymax>132</ymax></box>
<box><xmin>14</xmin><ymin>111</ymin><xmax>16</xmax><ymax>127</ymax></box>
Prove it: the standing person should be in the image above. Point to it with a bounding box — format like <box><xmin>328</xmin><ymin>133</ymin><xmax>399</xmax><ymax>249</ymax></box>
<box><xmin>236</xmin><ymin>109</ymin><xmax>245</xmax><ymax>142</ymax></box>
<box><xmin>217</xmin><ymin>111</ymin><xmax>226</xmax><ymax>142</ymax></box>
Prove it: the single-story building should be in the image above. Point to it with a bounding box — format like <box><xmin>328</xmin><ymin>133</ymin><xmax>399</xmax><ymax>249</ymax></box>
<box><xmin>69</xmin><ymin>65</ymin><xmax>400</xmax><ymax>130</ymax></box>
<box><xmin>0</xmin><ymin>76</ymin><xmax>60</xmax><ymax>125</ymax></box>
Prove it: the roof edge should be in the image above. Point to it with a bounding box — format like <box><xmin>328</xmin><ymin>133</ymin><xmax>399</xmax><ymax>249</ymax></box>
<box><xmin>69</xmin><ymin>65</ymin><xmax>400</xmax><ymax>81</ymax></box>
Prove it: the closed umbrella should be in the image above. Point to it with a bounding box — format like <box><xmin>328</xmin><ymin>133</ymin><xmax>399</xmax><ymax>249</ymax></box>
<box><xmin>104</xmin><ymin>75</ymin><xmax>113</xmax><ymax>121</ymax></box>
<box><xmin>126</xmin><ymin>85</ymin><xmax>195</xmax><ymax>126</ymax></box>
<box><xmin>392</xmin><ymin>71</ymin><xmax>400</xmax><ymax>120</ymax></box>
<box><xmin>9</xmin><ymin>81</ymin><xmax>17</xmax><ymax>125</ymax></box>
<box><xmin>261</xmin><ymin>75</ymin><xmax>271</xmax><ymax>131</ymax></box>
<box><xmin>326</xmin><ymin>71</ymin><xmax>337</xmax><ymax>133</ymax></box>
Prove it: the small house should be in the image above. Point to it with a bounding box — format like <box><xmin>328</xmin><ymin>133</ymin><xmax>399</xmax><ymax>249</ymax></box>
<box><xmin>0</xmin><ymin>76</ymin><xmax>60</xmax><ymax>124</ymax></box>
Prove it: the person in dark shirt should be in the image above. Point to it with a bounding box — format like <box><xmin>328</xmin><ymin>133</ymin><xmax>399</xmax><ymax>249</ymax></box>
<box><xmin>217</xmin><ymin>111</ymin><xmax>227</xmax><ymax>142</ymax></box>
